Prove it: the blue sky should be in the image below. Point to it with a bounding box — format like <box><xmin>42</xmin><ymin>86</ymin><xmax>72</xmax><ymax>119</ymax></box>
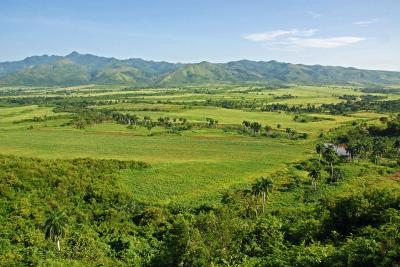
<box><xmin>0</xmin><ymin>0</ymin><xmax>399</xmax><ymax>70</ymax></box>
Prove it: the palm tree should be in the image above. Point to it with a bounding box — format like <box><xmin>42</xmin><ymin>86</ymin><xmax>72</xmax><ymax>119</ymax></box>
<box><xmin>206</xmin><ymin>118</ymin><xmax>215</xmax><ymax>128</ymax></box>
<box><xmin>346</xmin><ymin>143</ymin><xmax>356</xmax><ymax>162</ymax></box>
<box><xmin>354</xmin><ymin>139</ymin><xmax>371</xmax><ymax>159</ymax></box>
<box><xmin>264</xmin><ymin>125</ymin><xmax>272</xmax><ymax>136</ymax></box>
<box><xmin>251</xmin><ymin>182</ymin><xmax>262</xmax><ymax>217</ymax></box>
<box><xmin>322</xmin><ymin>145</ymin><xmax>338</xmax><ymax>179</ymax></box>
<box><xmin>131</xmin><ymin>114</ymin><xmax>139</xmax><ymax>127</ymax></box>
<box><xmin>308</xmin><ymin>163</ymin><xmax>322</xmax><ymax>190</ymax></box>
<box><xmin>315</xmin><ymin>143</ymin><xmax>324</xmax><ymax>162</ymax></box>
<box><xmin>394</xmin><ymin>138</ymin><xmax>400</xmax><ymax>165</ymax></box>
<box><xmin>143</xmin><ymin>116</ymin><xmax>155</xmax><ymax>135</ymax></box>
<box><xmin>372</xmin><ymin>138</ymin><xmax>386</xmax><ymax>164</ymax></box>
<box><xmin>352</xmin><ymin>141</ymin><xmax>365</xmax><ymax>161</ymax></box>
<box><xmin>259</xmin><ymin>177</ymin><xmax>273</xmax><ymax>213</ymax></box>
<box><xmin>242</xmin><ymin>189</ymin><xmax>257</xmax><ymax>217</ymax></box>
<box><xmin>251</xmin><ymin>177</ymin><xmax>274</xmax><ymax>214</ymax></box>
<box><xmin>362</xmin><ymin>139</ymin><xmax>372</xmax><ymax>159</ymax></box>
<box><xmin>250</xmin><ymin>122</ymin><xmax>262</xmax><ymax>136</ymax></box>
<box><xmin>285</xmin><ymin>128</ymin><xmax>293</xmax><ymax>139</ymax></box>
<box><xmin>43</xmin><ymin>210</ymin><xmax>67</xmax><ymax>251</ymax></box>
<box><xmin>242</xmin><ymin>120</ymin><xmax>250</xmax><ymax>132</ymax></box>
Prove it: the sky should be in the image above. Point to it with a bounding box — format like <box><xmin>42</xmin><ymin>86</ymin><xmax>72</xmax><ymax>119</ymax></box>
<box><xmin>0</xmin><ymin>0</ymin><xmax>399</xmax><ymax>71</ymax></box>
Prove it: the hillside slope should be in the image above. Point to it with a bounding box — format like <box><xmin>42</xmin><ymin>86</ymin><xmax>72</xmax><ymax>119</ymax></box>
<box><xmin>1</xmin><ymin>52</ymin><xmax>400</xmax><ymax>86</ymax></box>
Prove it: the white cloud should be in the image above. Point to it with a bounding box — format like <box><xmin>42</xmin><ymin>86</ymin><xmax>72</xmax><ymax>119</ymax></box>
<box><xmin>243</xmin><ymin>30</ymin><xmax>293</xmax><ymax>41</ymax></box>
<box><xmin>243</xmin><ymin>29</ymin><xmax>365</xmax><ymax>49</ymax></box>
<box><xmin>296</xmin><ymin>37</ymin><xmax>365</xmax><ymax>48</ymax></box>
<box><xmin>243</xmin><ymin>29</ymin><xmax>317</xmax><ymax>42</ymax></box>
<box><xmin>353</xmin><ymin>19</ymin><xmax>379</xmax><ymax>26</ymax></box>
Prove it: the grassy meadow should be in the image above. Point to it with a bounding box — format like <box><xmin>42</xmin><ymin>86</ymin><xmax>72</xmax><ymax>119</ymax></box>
<box><xmin>0</xmin><ymin>84</ymin><xmax>393</xmax><ymax>205</ymax></box>
<box><xmin>2</xmin><ymin>83</ymin><xmax>400</xmax><ymax>266</ymax></box>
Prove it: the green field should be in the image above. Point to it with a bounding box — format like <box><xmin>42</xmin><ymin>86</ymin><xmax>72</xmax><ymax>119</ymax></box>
<box><xmin>0</xmin><ymin>85</ymin><xmax>391</xmax><ymax>205</ymax></box>
<box><xmin>0</xmin><ymin>116</ymin><xmax>312</xmax><ymax>205</ymax></box>
<box><xmin>1</xmin><ymin>83</ymin><xmax>400</xmax><ymax>267</ymax></box>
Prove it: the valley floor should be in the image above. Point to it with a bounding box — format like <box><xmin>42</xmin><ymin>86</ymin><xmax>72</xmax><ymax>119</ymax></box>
<box><xmin>0</xmin><ymin>84</ymin><xmax>392</xmax><ymax>204</ymax></box>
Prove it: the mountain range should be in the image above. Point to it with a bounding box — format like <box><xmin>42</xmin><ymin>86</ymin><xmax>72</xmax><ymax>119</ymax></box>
<box><xmin>0</xmin><ymin>51</ymin><xmax>399</xmax><ymax>87</ymax></box>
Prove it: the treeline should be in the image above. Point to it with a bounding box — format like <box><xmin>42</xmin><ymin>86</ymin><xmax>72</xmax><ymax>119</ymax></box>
<box><xmin>273</xmin><ymin>93</ymin><xmax>296</xmax><ymax>100</ymax></box>
<box><xmin>240</xmin><ymin>120</ymin><xmax>308</xmax><ymax>140</ymax></box>
<box><xmin>14</xmin><ymin>114</ymin><xmax>72</xmax><ymax>124</ymax></box>
<box><xmin>333</xmin><ymin>114</ymin><xmax>400</xmax><ymax>164</ymax></box>
<box><xmin>232</xmin><ymin>84</ymin><xmax>290</xmax><ymax>93</ymax></box>
<box><xmin>52</xmin><ymin>102</ymin><xmax>307</xmax><ymax>140</ymax></box>
<box><xmin>360</xmin><ymin>87</ymin><xmax>400</xmax><ymax>94</ymax></box>
<box><xmin>205</xmin><ymin>99</ymin><xmax>259</xmax><ymax>110</ymax></box>
<box><xmin>297</xmin><ymin>115</ymin><xmax>400</xmax><ymax>196</ymax></box>
<box><xmin>4</xmin><ymin>88</ymin><xmax>400</xmax><ymax>117</ymax></box>
<box><xmin>24</xmin><ymin>103</ymin><xmax>310</xmax><ymax>140</ymax></box>
<box><xmin>65</xmin><ymin>108</ymin><xmax>196</xmax><ymax>134</ymax></box>
<box><xmin>293</xmin><ymin>114</ymin><xmax>333</xmax><ymax>123</ymax></box>
<box><xmin>261</xmin><ymin>95</ymin><xmax>400</xmax><ymax>114</ymax></box>
<box><xmin>55</xmin><ymin>106</ymin><xmax>221</xmax><ymax>134</ymax></box>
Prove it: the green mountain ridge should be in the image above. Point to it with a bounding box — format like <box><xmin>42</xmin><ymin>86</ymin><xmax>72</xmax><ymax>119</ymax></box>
<box><xmin>1</xmin><ymin>52</ymin><xmax>400</xmax><ymax>86</ymax></box>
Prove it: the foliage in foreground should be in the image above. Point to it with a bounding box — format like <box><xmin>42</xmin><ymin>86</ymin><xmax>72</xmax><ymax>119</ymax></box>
<box><xmin>0</xmin><ymin>152</ymin><xmax>399</xmax><ymax>266</ymax></box>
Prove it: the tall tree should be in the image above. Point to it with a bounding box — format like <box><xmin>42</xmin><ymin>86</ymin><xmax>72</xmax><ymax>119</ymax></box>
<box><xmin>264</xmin><ymin>125</ymin><xmax>272</xmax><ymax>136</ymax></box>
<box><xmin>308</xmin><ymin>163</ymin><xmax>322</xmax><ymax>190</ymax></box>
<box><xmin>394</xmin><ymin>138</ymin><xmax>400</xmax><ymax>165</ymax></box>
<box><xmin>206</xmin><ymin>117</ymin><xmax>218</xmax><ymax>128</ymax></box>
<box><xmin>259</xmin><ymin>177</ymin><xmax>273</xmax><ymax>213</ymax></box>
<box><xmin>143</xmin><ymin>116</ymin><xmax>156</xmax><ymax>135</ymax></box>
<box><xmin>251</xmin><ymin>177</ymin><xmax>274</xmax><ymax>214</ymax></box>
<box><xmin>322</xmin><ymin>145</ymin><xmax>338</xmax><ymax>180</ymax></box>
<box><xmin>372</xmin><ymin>137</ymin><xmax>386</xmax><ymax>164</ymax></box>
<box><xmin>242</xmin><ymin>120</ymin><xmax>250</xmax><ymax>132</ymax></box>
<box><xmin>43</xmin><ymin>210</ymin><xmax>67</xmax><ymax>251</ymax></box>
<box><xmin>250</xmin><ymin>122</ymin><xmax>262</xmax><ymax>136</ymax></box>
<box><xmin>286</xmin><ymin>128</ymin><xmax>293</xmax><ymax>139</ymax></box>
<box><xmin>131</xmin><ymin>114</ymin><xmax>139</xmax><ymax>127</ymax></box>
<box><xmin>315</xmin><ymin>143</ymin><xmax>325</xmax><ymax>162</ymax></box>
<box><xmin>251</xmin><ymin>182</ymin><xmax>262</xmax><ymax>217</ymax></box>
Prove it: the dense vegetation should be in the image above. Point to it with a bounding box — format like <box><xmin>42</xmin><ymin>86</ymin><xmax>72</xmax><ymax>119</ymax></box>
<box><xmin>1</xmin><ymin>52</ymin><xmax>400</xmax><ymax>86</ymax></box>
<box><xmin>262</xmin><ymin>95</ymin><xmax>400</xmax><ymax>114</ymax></box>
<box><xmin>0</xmin><ymin>82</ymin><xmax>399</xmax><ymax>265</ymax></box>
<box><xmin>1</xmin><ymin>116</ymin><xmax>399</xmax><ymax>266</ymax></box>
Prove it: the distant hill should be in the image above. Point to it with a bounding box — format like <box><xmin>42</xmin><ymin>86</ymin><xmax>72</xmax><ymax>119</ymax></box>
<box><xmin>0</xmin><ymin>52</ymin><xmax>399</xmax><ymax>86</ymax></box>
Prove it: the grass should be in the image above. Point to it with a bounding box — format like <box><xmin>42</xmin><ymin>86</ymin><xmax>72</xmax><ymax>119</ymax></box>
<box><xmin>0</xmin><ymin>125</ymin><xmax>311</xmax><ymax>205</ymax></box>
<box><xmin>119</xmin><ymin>136</ymin><xmax>310</xmax><ymax>205</ymax></box>
<box><xmin>0</xmin><ymin>105</ymin><xmax>57</xmax><ymax>123</ymax></box>
<box><xmin>0</xmin><ymin>84</ymin><xmax>393</xmax><ymax>205</ymax></box>
<box><xmin>102</xmin><ymin>104</ymin><xmax>382</xmax><ymax>137</ymax></box>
